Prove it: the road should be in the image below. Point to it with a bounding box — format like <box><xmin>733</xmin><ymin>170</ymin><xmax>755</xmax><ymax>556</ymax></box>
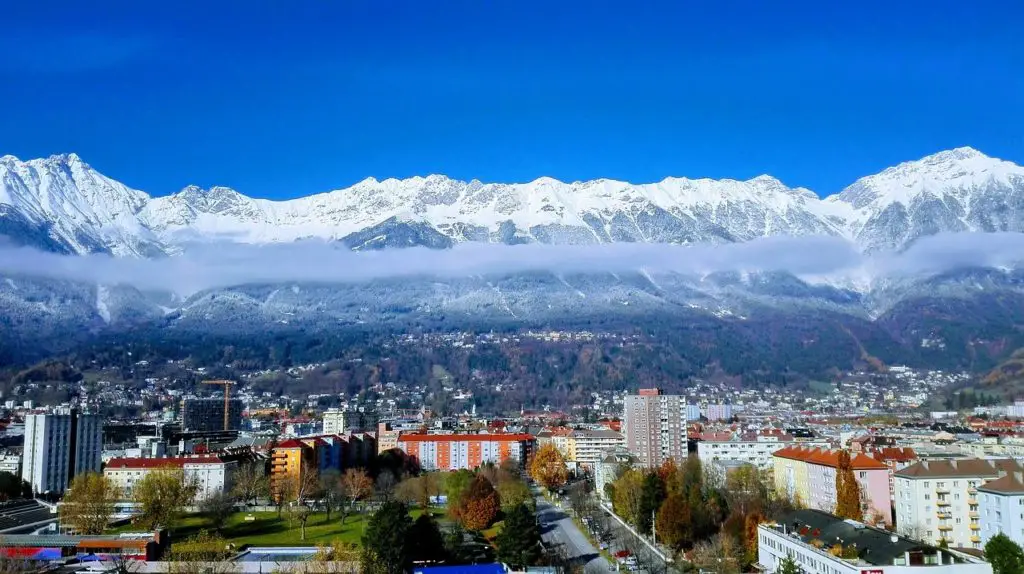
<box><xmin>535</xmin><ymin>492</ymin><xmax>615</xmax><ymax>573</ymax></box>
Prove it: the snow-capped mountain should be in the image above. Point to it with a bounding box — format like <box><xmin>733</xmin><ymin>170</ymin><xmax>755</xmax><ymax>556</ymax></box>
<box><xmin>6</xmin><ymin>146</ymin><xmax>1020</xmax><ymax>257</ymax></box>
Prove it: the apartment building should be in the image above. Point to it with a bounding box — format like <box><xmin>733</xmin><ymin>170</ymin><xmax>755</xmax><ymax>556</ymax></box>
<box><xmin>104</xmin><ymin>455</ymin><xmax>239</xmax><ymax>501</ymax></box>
<box><xmin>22</xmin><ymin>410</ymin><xmax>102</xmax><ymax>495</ymax></box>
<box><xmin>269</xmin><ymin>433</ymin><xmax>376</xmax><ymax>501</ymax></box>
<box><xmin>757</xmin><ymin>509</ymin><xmax>992</xmax><ymax>574</ymax></box>
<box><xmin>698</xmin><ymin>432</ymin><xmax>830</xmax><ymax>470</ymax></box>
<box><xmin>772</xmin><ymin>446</ymin><xmax>891</xmax><ymax>525</ymax></box>
<box><xmin>396</xmin><ymin>433</ymin><xmax>534</xmax><ymax>471</ymax></box>
<box><xmin>270</xmin><ymin>439</ymin><xmax>313</xmax><ymax>501</ymax></box>
<box><xmin>622</xmin><ymin>388</ymin><xmax>687</xmax><ymax>468</ymax></box>
<box><xmin>978</xmin><ymin>471</ymin><xmax>1024</xmax><ymax>547</ymax></box>
<box><xmin>894</xmin><ymin>458</ymin><xmax>1024</xmax><ymax>550</ymax></box>
<box><xmin>571</xmin><ymin>429</ymin><xmax>625</xmax><ymax>469</ymax></box>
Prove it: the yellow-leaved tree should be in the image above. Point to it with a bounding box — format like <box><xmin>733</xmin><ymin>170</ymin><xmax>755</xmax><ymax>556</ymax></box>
<box><xmin>528</xmin><ymin>443</ymin><xmax>568</xmax><ymax>492</ymax></box>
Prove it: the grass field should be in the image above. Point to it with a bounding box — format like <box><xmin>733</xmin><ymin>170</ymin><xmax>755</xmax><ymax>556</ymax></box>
<box><xmin>114</xmin><ymin>509</ymin><xmax>428</xmax><ymax>547</ymax></box>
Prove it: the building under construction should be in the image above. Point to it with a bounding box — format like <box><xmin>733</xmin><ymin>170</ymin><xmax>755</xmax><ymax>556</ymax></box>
<box><xmin>181</xmin><ymin>398</ymin><xmax>243</xmax><ymax>432</ymax></box>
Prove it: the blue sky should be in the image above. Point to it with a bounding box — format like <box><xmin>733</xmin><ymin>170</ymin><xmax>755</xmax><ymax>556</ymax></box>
<box><xmin>3</xmin><ymin>1</ymin><xmax>1022</xmax><ymax>199</ymax></box>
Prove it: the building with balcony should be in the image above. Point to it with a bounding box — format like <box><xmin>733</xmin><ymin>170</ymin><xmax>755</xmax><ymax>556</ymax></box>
<box><xmin>757</xmin><ymin>509</ymin><xmax>992</xmax><ymax>574</ymax></box>
<box><xmin>978</xmin><ymin>471</ymin><xmax>1024</xmax><ymax>547</ymax></box>
<box><xmin>894</xmin><ymin>458</ymin><xmax>1024</xmax><ymax>550</ymax></box>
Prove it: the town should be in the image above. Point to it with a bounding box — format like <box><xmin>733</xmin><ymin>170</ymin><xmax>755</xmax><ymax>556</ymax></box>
<box><xmin>1</xmin><ymin>372</ymin><xmax>1023</xmax><ymax>573</ymax></box>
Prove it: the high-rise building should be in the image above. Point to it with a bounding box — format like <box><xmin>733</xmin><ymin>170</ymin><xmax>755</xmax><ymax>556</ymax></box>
<box><xmin>622</xmin><ymin>388</ymin><xmax>687</xmax><ymax>468</ymax></box>
<box><xmin>703</xmin><ymin>403</ymin><xmax>733</xmax><ymax>421</ymax></box>
<box><xmin>21</xmin><ymin>410</ymin><xmax>102</xmax><ymax>495</ymax></box>
<box><xmin>322</xmin><ymin>406</ymin><xmax>378</xmax><ymax>434</ymax></box>
<box><xmin>181</xmin><ymin>398</ymin><xmax>243</xmax><ymax>432</ymax></box>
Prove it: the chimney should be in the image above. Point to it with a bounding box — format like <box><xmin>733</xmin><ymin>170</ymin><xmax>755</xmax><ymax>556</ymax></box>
<box><xmin>922</xmin><ymin>460</ymin><xmax>930</xmax><ymax>471</ymax></box>
<box><xmin>890</xmin><ymin>534</ymin><xmax>899</xmax><ymax>544</ymax></box>
<box><xmin>1016</xmin><ymin>471</ymin><xmax>1023</xmax><ymax>483</ymax></box>
<box><xmin>950</xmin><ymin>460</ymin><xmax>958</xmax><ymax>470</ymax></box>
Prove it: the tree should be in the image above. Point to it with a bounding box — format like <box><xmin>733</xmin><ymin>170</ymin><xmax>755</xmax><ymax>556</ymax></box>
<box><xmin>690</xmin><ymin>533</ymin><xmax>744</xmax><ymax>574</ymax></box>
<box><xmin>457</xmin><ymin>476</ymin><xmax>501</xmax><ymax>530</ymax></box>
<box><xmin>202</xmin><ymin>491</ymin><xmax>236</xmax><ymax>533</ymax></box>
<box><xmin>497</xmin><ymin>479</ymin><xmax>533</xmax><ymax>512</ymax></box>
<box><xmin>495</xmin><ymin>503</ymin><xmax>543</xmax><ymax>568</ymax></box>
<box><xmin>283</xmin><ymin>464</ymin><xmax>321</xmax><ymax>542</ymax></box>
<box><xmin>231</xmin><ymin>462</ymin><xmax>269</xmax><ymax>507</ymax></box>
<box><xmin>834</xmin><ymin>451</ymin><xmax>863</xmax><ymax>521</ymax></box>
<box><xmin>777</xmin><ymin>554</ymin><xmax>803</xmax><ymax>574</ymax></box>
<box><xmin>408</xmin><ymin>514</ymin><xmax>448</xmax><ymax>565</ymax></box>
<box><xmin>340</xmin><ymin>468</ymin><xmax>374</xmax><ymax>524</ymax></box>
<box><xmin>611</xmin><ymin>468</ymin><xmax>645</xmax><ymax>526</ymax></box>
<box><xmin>0</xmin><ymin>472</ymin><xmax>31</xmax><ymax>501</ymax></box>
<box><xmin>166</xmin><ymin>529</ymin><xmax>237</xmax><ymax>574</ymax></box>
<box><xmin>638</xmin><ymin>471</ymin><xmax>666</xmax><ymax>534</ymax></box>
<box><xmin>133</xmin><ymin>467</ymin><xmax>199</xmax><ymax>530</ymax></box>
<box><xmin>319</xmin><ymin>469</ymin><xmax>344</xmax><ymax>522</ymax></box>
<box><xmin>724</xmin><ymin>464</ymin><xmax>768</xmax><ymax>516</ymax></box>
<box><xmin>654</xmin><ymin>493</ymin><xmax>690</xmax><ymax>550</ymax></box>
<box><xmin>60</xmin><ymin>472</ymin><xmax>120</xmax><ymax>535</ymax></box>
<box><xmin>361</xmin><ymin>501</ymin><xmax>412</xmax><ymax>574</ymax></box>
<box><xmin>529</xmin><ymin>443</ymin><xmax>568</xmax><ymax>491</ymax></box>
<box><xmin>985</xmin><ymin>533</ymin><xmax>1024</xmax><ymax>574</ymax></box>
<box><xmin>375</xmin><ymin>470</ymin><xmax>398</xmax><ymax>502</ymax></box>
<box><xmin>396</xmin><ymin>473</ymin><xmax>442</xmax><ymax>510</ymax></box>
<box><xmin>444</xmin><ymin>469</ymin><xmax>476</xmax><ymax>511</ymax></box>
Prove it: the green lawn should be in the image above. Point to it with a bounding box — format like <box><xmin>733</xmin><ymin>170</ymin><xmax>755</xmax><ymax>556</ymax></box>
<box><xmin>113</xmin><ymin>509</ymin><xmax>427</xmax><ymax>547</ymax></box>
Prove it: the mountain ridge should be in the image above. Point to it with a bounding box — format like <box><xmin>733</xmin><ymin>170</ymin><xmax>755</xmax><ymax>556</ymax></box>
<box><xmin>4</xmin><ymin>147</ymin><xmax>1024</xmax><ymax>256</ymax></box>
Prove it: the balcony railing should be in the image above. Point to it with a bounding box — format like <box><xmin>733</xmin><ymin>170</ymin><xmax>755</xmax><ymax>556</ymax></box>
<box><xmin>936</xmin><ymin>499</ymin><xmax>951</xmax><ymax>507</ymax></box>
<box><xmin>938</xmin><ymin>524</ymin><xmax>952</xmax><ymax>531</ymax></box>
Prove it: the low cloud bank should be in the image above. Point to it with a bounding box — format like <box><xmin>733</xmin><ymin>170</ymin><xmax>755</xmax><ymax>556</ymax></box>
<box><xmin>0</xmin><ymin>232</ymin><xmax>1022</xmax><ymax>295</ymax></box>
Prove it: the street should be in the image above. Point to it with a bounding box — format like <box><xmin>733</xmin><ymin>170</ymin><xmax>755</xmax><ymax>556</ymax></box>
<box><xmin>534</xmin><ymin>492</ymin><xmax>615</xmax><ymax>573</ymax></box>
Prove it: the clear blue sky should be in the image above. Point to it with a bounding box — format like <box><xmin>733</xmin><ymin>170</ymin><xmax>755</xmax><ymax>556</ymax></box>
<box><xmin>3</xmin><ymin>1</ymin><xmax>1022</xmax><ymax>199</ymax></box>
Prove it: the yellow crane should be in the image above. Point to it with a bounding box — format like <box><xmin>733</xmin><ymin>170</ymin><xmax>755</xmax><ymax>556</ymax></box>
<box><xmin>202</xmin><ymin>379</ymin><xmax>236</xmax><ymax>431</ymax></box>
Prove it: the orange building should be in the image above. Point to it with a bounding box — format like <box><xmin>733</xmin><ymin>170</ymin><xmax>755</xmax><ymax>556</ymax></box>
<box><xmin>270</xmin><ymin>439</ymin><xmax>314</xmax><ymax>501</ymax></box>
<box><xmin>396</xmin><ymin>433</ymin><xmax>534</xmax><ymax>471</ymax></box>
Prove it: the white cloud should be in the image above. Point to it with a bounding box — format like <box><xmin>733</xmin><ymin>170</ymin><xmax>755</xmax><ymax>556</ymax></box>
<box><xmin>0</xmin><ymin>232</ymin><xmax>1022</xmax><ymax>295</ymax></box>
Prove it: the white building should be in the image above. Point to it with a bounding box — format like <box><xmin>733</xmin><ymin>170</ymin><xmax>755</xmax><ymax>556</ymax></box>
<box><xmin>104</xmin><ymin>455</ymin><xmax>239</xmax><ymax>501</ymax></box>
<box><xmin>22</xmin><ymin>410</ymin><xmax>102</xmax><ymax>495</ymax></box>
<box><xmin>571</xmin><ymin>429</ymin><xmax>625</xmax><ymax>468</ymax></box>
<box><xmin>758</xmin><ymin>510</ymin><xmax>991</xmax><ymax>574</ymax></box>
<box><xmin>697</xmin><ymin>432</ymin><xmax>829</xmax><ymax>470</ymax></box>
<box><xmin>0</xmin><ymin>454</ymin><xmax>20</xmax><ymax>475</ymax></box>
<box><xmin>595</xmin><ymin>450</ymin><xmax>637</xmax><ymax>501</ymax></box>
<box><xmin>978</xmin><ymin>471</ymin><xmax>1024</xmax><ymax>547</ymax></box>
<box><xmin>322</xmin><ymin>408</ymin><xmax>346</xmax><ymax>435</ymax></box>
<box><xmin>894</xmin><ymin>458</ymin><xmax>1024</xmax><ymax>550</ymax></box>
<box><xmin>703</xmin><ymin>403</ymin><xmax>733</xmax><ymax>421</ymax></box>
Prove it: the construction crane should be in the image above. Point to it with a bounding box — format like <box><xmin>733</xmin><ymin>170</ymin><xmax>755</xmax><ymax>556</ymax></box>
<box><xmin>202</xmin><ymin>379</ymin><xmax>236</xmax><ymax>431</ymax></box>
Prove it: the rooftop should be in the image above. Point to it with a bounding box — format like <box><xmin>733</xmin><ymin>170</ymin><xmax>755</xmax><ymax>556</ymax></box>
<box><xmin>894</xmin><ymin>458</ymin><xmax>1024</xmax><ymax>479</ymax></box>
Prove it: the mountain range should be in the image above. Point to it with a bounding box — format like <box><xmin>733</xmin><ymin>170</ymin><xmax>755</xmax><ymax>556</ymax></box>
<box><xmin>3</xmin><ymin>147</ymin><xmax>1024</xmax><ymax>381</ymax></box>
<box><xmin>3</xmin><ymin>147</ymin><xmax>1023</xmax><ymax>256</ymax></box>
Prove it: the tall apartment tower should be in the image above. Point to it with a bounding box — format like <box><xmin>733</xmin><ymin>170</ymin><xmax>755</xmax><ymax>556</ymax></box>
<box><xmin>22</xmin><ymin>410</ymin><xmax>102</xmax><ymax>495</ymax></box>
<box><xmin>623</xmin><ymin>388</ymin><xmax>687</xmax><ymax>468</ymax></box>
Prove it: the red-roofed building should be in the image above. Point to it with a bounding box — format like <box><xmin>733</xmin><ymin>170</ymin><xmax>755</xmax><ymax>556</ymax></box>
<box><xmin>396</xmin><ymin>433</ymin><xmax>535</xmax><ymax>471</ymax></box>
<box><xmin>773</xmin><ymin>447</ymin><xmax>891</xmax><ymax>526</ymax></box>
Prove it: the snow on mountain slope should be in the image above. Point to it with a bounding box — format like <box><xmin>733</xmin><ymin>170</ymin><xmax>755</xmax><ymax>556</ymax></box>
<box><xmin>141</xmin><ymin>173</ymin><xmax>846</xmax><ymax>247</ymax></box>
<box><xmin>0</xmin><ymin>154</ymin><xmax>164</xmax><ymax>256</ymax></box>
<box><xmin>826</xmin><ymin>147</ymin><xmax>1024</xmax><ymax>251</ymax></box>
<box><xmin>3</xmin><ymin>147</ymin><xmax>1024</xmax><ymax>256</ymax></box>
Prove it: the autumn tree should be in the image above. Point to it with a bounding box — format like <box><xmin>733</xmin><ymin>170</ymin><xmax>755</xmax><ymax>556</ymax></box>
<box><xmin>529</xmin><ymin>443</ymin><xmax>568</xmax><ymax>491</ymax></box>
<box><xmin>396</xmin><ymin>473</ymin><xmax>442</xmax><ymax>510</ymax></box>
<box><xmin>834</xmin><ymin>451</ymin><xmax>863</xmax><ymax>521</ymax></box>
<box><xmin>133</xmin><ymin>467</ymin><xmax>199</xmax><ymax>530</ymax></box>
<box><xmin>166</xmin><ymin>530</ymin><xmax>237</xmax><ymax>574</ymax></box>
<box><xmin>611</xmin><ymin>468</ymin><xmax>645</xmax><ymax>527</ymax></box>
<box><xmin>340</xmin><ymin>468</ymin><xmax>374</xmax><ymax>524</ymax></box>
<box><xmin>690</xmin><ymin>533</ymin><xmax>745</xmax><ymax>574</ymax></box>
<box><xmin>654</xmin><ymin>493</ymin><xmax>690</xmax><ymax>550</ymax></box>
<box><xmin>457</xmin><ymin>475</ymin><xmax>501</xmax><ymax>530</ymax></box>
<box><xmin>61</xmin><ymin>472</ymin><xmax>120</xmax><ymax>535</ymax></box>
<box><xmin>282</xmin><ymin>464</ymin><xmax>321</xmax><ymax>541</ymax></box>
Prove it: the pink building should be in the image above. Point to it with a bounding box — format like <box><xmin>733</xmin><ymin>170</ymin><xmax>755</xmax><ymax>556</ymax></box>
<box><xmin>776</xmin><ymin>447</ymin><xmax>892</xmax><ymax>526</ymax></box>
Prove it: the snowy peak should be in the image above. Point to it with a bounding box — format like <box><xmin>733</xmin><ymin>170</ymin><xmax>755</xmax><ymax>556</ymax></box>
<box><xmin>2</xmin><ymin>147</ymin><xmax>1024</xmax><ymax>255</ymax></box>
